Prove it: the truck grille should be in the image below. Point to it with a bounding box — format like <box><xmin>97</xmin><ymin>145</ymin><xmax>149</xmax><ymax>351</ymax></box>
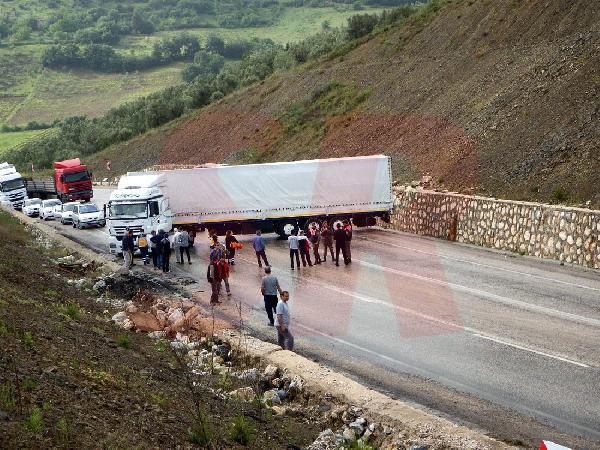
<box><xmin>112</xmin><ymin>225</ymin><xmax>145</xmax><ymax>237</ymax></box>
<box><xmin>7</xmin><ymin>192</ymin><xmax>25</xmax><ymax>208</ymax></box>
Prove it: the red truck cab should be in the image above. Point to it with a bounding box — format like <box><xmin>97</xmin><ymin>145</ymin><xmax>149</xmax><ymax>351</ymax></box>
<box><xmin>54</xmin><ymin>158</ymin><xmax>93</xmax><ymax>202</ymax></box>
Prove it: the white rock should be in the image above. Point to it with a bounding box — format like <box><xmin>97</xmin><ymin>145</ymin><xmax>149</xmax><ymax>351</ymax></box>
<box><xmin>93</xmin><ymin>280</ymin><xmax>106</xmax><ymax>291</ymax></box>
<box><xmin>111</xmin><ymin>311</ymin><xmax>127</xmax><ymax>324</ymax></box>
<box><xmin>263</xmin><ymin>364</ymin><xmax>279</xmax><ymax>380</ymax></box>
<box><xmin>342</xmin><ymin>427</ymin><xmax>356</xmax><ymax>442</ymax></box>
<box><xmin>168</xmin><ymin>308</ymin><xmax>184</xmax><ymax>324</ymax></box>
<box><xmin>262</xmin><ymin>390</ymin><xmax>282</xmax><ymax>405</ymax></box>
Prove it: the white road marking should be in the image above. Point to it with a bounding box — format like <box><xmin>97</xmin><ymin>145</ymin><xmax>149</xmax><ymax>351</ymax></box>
<box><xmin>357</xmin><ymin>235</ymin><xmax>600</xmax><ymax>293</ymax></box>
<box><xmin>248</xmin><ymin>258</ymin><xmax>594</xmax><ymax>369</ymax></box>
<box><xmin>352</xmin><ymin>258</ymin><xmax>600</xmax><ymax>328</ymax></box>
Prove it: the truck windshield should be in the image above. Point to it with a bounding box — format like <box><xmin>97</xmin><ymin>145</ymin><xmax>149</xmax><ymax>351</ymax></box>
<box><xmin>109</xmin><ymin>203</ymin><xmax>147</xmax><ymax>219</ymax></box>
<box><xmin>64</xmin><ymin>171</ymin><xmax>90</xmax><ymax>183</ymax></box>
<box><xmin>0</xmin><ymin>178</ymin><xmax>25</xmax><ymax>192</ymax></box>
<box><xmin>79</xmin><ymin>204</ymin><xmax>99</xmax><ymax>213</ymax></box>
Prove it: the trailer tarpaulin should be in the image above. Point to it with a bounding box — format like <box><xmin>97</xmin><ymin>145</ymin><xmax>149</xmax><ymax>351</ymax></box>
<box><xmin>152</xmin><ymin>155</ymin><xmax>392</xmax><ymax>224</ymax></box>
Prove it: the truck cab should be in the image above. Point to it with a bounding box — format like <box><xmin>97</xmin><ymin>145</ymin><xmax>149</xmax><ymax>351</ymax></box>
<box><xmin>54</xmin><ymin>158</ymin><xmax>93</xmax><ymax>203</ymax></box>
<box><xmin>0</xmin><ymin>162</ymin><xmax>28</xmax><ymax>210</ymax></box>
<box><xmin>107</xmin><ymin>179</ymin><xmax>172</xmax><ymax>254</ymax></box>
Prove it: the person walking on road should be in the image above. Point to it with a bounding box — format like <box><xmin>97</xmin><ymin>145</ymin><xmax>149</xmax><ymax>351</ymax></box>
<box><xmin>209</xmin><ymin>235</ymin><xmax>226</xmax><ymax>261</ymax></box>
<box><xmin>344</xmin><ymin>220</ymin><xmax>353</xmax><ymax>264</ymax></box>
<box><xmin>321</xmin><ymin>222</ymin><xmax>334</xmax><ymax>263</ymax></box>
<box><xmin>138</xmin><ymin>234</ymin><xmax>149</xmax><ymax>265</ymax></box>
<box><xmin>207</xmin><ymin>257</ymin><xmax>223</xmax><ymax>305</ymax></box>
<box><xmin>225</xmin><ymin>230</ymin><xmax>239</xmax><ymax>265</ymax></box>
<box><xmin>275</xmin><ymin>291</ymin><xmax>293</xmax><ymax>351</ymax></box>
<box><xmin>179</xmin><ymin>229</ymin><xmax>192</xmax><ymax>264</ymax></box>
<box><xmin>298</xmin><ymin>230</ymin><xmax>312</xmax><ymax>267</ymax></box>
<box><xmin>309</xmin><ymin>225</ymin><xmax>322</xmax><ymax>264</ymax></box>
<box><xmin>122</xmin><ymin>229</ymin><xmax>135</xmax><ymax>269</ymax></box>
<box><xmin>252</xmin><ymin>230</ymin><xmax>270</xmax><ymax>268</ymax></box>
<box><xmin>160</xmin><ymin>231</ymin><xmax>172</xmax><ymax>273</ymax></box>
<box><xmin>333</xmin><ymin>223</ymin><xmax>348</xmax><ymax>266</ymax></box>
<box><xmin>288</xmin><ymin>230</ymin><xmax>301</xmax><ymax>270</ymax></box>
<box><xmin>261</xmin><ymin>266</ymin><xmax>283</xmax><ymax>326</ymax></box>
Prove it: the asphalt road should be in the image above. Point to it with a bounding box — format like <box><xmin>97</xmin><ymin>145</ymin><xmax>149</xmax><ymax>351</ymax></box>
<box><xmin>37</xmin><ymin>187</ymin><xmax>600</xmax><ymax>448</ymax></box>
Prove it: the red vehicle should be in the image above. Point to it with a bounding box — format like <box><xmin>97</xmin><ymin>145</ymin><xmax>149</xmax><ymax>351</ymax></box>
<box><xmin>25</xmin><ymin>158</ymin><xmax>93</xmax><ymax>202</ymax></box>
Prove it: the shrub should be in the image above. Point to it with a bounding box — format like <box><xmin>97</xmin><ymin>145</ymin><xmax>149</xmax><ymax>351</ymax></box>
<box><xmin>347</xmin><ymin>13</ymin><xmax>379</xmax><ymax>39</ymax></box>
<box><xmin>24</xmin><ymin>407</ymin><xmax>43</xmax><ymax>433</ymax></box>
<box><xmin>188</xmin><ymin>408</ymin><xmax>214</xmax><ymax>446</ymax></box>
<box><xmin>116</xmin><ymin>334</ymin><xmax>130</xmax><ymax>348</ymax></box>
<box><xmin>23</xmin><ymin>331</ymin><xmax>34</xmax><ymax>347</ymax></box>
<box><xmin>59</xmin><ymin>303</ymin><xmax>81</xmax><ymax>320</ymax></box>
<box><xmin>56</xmin><ymin>418</ymin><xmax>70</xmax><ymax>446</ymax></box>
<box><xmin>551</xmin><ymin>186</ymin><xmax>567</xmax><ymax>203</ymax></box>
<box><xmin>22</xmin><ymin>377</ymin><xmax>39</xmax><ymax>392</ymax></box>
<box><xmin>229</xmin><ymin>415</ymin><xmax>255</xmax><ymax>445</ymax></box>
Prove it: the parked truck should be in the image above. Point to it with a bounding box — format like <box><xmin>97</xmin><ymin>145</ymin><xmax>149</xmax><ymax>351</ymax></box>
<box><xmin>25</xmin><ymin>158</ymin><xmax>93</xmax><ymax>202</ymax></box>
<box><xmin>0</xmin><ymin>162</ymin><xmax>28</xmax><ymax>210</ymax></box>
<box><xmin>107</xmin><ymin>155</ymin><xmax>393</xmax><ymax>254</ymax></box>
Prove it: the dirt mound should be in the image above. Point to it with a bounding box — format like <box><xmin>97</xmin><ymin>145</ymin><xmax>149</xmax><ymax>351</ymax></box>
<box><xmin>94</xmin><ymin>0</ymin><xmax>600</xmax><ymax>206</ymax></box>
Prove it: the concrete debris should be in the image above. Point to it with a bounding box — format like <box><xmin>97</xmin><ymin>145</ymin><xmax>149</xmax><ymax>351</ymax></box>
<box><xmin>148</xmin><ymin>331</ymin><xmax>167</xmax><ymax>339</ymax></box>
<box><xmin>263</xmin><ymin>364</ymin><xmax>279</xmax><ymax>381</ymax></box>
<box><xmin>128</xmin><ymin>312</ymin><xmax>162</xmax><ymax>332</ymax></box>
<box><xmin>270</xmin><ymin>405</ymin><xmax>287</xmax><ymax>416</ymax></box>
<box><xmin>262</xmin><ymin>389</ymin><xmax>282</xmax><ymax>405</ymax></box>
<box><xmin>238</xmin><ymin>368</ymin><xmax>260</xmax><ymax>381</ymax></box>
<box><xmin>229</xmin><ymin>386</ymin><xmax>255</xmax><ymax>401</ymax></box>
<box><xmin>307</xmin><ymin>429</ymin><xmax>337</xmax><ymax>450</ymax></box>
<box><xmin>93</xmin><ymin>279</ymin><xmax>107</xmax><ymax>291</ymax></box>
<box><xmin>167</xmin><ymin>308</ymin><xmax>184</xmax><ymax>324</ymax></box>
<box><xmin>342</xmin><ymin>427</ymin><xmax>356</xmax><ymax>442</ymax></box>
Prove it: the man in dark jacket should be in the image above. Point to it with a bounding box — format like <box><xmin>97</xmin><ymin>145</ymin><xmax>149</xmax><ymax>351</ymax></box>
<box><xmin>159</xmin><ymin>231</ymin><xmax>171</xmax><ymax>273</ymax></box>
<box><xmin>121</xmin><ymin>229</ymin><xmax>135</xmax><ymax>269</ymax></box>
<box><xmin>321</xmin><ymin>222</ymin><xmax>334</xmax><ymax>262</ymax></box>
<box><xmin>344</xmin><ymin>220</ymin><xmax>353</xmax><ymax>264</ymax></box>
<box><xmin>333</xmin><ymin>223</ymin><xmax>348</xmax><ymax>266</ymax></box>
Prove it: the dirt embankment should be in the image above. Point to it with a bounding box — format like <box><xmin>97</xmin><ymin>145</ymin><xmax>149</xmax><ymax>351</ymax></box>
<box><xmin>89</xmin><ymin>0</ymin><xmax>600</xmax><ymax>207</ymax></box>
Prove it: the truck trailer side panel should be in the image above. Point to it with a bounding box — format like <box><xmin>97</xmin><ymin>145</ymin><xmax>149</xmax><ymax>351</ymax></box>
<box><xmin>149</xmin><ymin>155</ymin><xmax>392</xmax><ymax>224</ymax></box>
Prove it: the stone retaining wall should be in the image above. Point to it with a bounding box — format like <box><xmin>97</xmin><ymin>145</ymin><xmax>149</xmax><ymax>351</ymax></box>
<box><xmin>383</xmin><ymin>187</ymin><xmax>600</xmax><ymax>270</ymax></box>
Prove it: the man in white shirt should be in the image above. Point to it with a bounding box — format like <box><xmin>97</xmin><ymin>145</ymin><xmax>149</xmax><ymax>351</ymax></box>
<box><xmin>275</xmin><ymin>291</ymin><xmax>293</xmax><ymax>351</ymax></box>
<box><xmin>288</xmin><ymin>230</ymin><xmax>300</xmax><ymax>270</ymax></box>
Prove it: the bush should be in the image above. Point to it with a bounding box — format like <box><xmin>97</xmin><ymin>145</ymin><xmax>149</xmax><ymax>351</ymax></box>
<box><xmin>229</xmin><ymin>415</ymin><xmax>255</xmax><ymax>445</ymax></box>
<box><xmin>188</xmin><ymin>408</ymin><xmax>213</xmax><ymax>446</ymax></box>
<box><xmin>347</xmin><ymin>13</ymin><xmax>379</xmax><ymax>39</ymax></box>
<box><xmin>116</xmin><ymin>334</ymin><xmax>130</xmax><ymax>348</ymax></box>
<box><xmin>24</xmin><ymin>407</ymin><xmax>43</xmax><ymax>433</ymax></box>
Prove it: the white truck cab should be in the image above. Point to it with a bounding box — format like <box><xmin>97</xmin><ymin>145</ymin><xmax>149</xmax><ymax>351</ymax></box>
<box><xmin>107</xmin><ymin>173</ymin><xmax>172</xmax><ymax>254</ymax></box>
<box><xmin>0</xmin><ymin>163</ymin><xmax>28</xmax><ymax>210</ymax></box>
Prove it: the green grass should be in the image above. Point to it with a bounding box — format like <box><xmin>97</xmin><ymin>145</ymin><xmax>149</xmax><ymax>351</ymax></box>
<box><xmin>116</xmin><ymin>334</ymin><xmax>130</xmax><ymax>349</ymax></box>
<box><xmin>0</xmin><ymin>129</ymin><xmax>46</xmax><ymax>156</ymax></box>
<box><xmin>24</xmin><ymin>407</ymin><xmax>43</xmax><ymax>433</ymax></box>
<box><xmin>118</xmin><ymin>6</ymin><xmax>388</xmax><ymax>56</ymax></box>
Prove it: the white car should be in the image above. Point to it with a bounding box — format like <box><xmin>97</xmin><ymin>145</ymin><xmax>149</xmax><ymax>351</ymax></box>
<box><xmin>22</xmin><ymin>198</ymin><xmax>42</xmax><ymax>217</ymax></box>
<box><xmin>72</xmin><ymin>203</ymin><xmax>106</xmax><ymax>229</ymax></box>
<box><xmin>54</xmin><ymin>202</ymin><xmax>79</xmax><ymax>225</ymax></box>
<box><xmin>39</xmin><ymin>199</ymin><xmax>63</xmax><ymax>220</ymax></box>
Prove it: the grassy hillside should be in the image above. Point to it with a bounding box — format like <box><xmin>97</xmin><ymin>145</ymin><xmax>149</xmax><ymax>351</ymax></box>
<box><xmin>88</xmin><ymin>0</ymin><xmax>600</xmax><ymax>207</ymax></box>
<box><xmin>0</xmin><ymin>1</ymin><xmax>391</xmax><ymax>154</ymax></box>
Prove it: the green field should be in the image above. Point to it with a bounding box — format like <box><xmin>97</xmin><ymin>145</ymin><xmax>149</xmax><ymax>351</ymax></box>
<box><xmin>0</xmin><ymin>129</ymin><xmax>46</xmax><ymax>156</ymax></box>
<box><xmin>117</xmin><ymin>7</ymin><xmax>387</xmax><ymax>55</ymax></box>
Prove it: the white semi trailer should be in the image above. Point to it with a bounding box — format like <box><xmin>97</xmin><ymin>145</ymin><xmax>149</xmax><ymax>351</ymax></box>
<box><xmin>107</xmin><ymin>155</ymin><xmax>393</xmax><ymax>254</ymax></box>
<box><xmin>0</xmin><ymin>162</ymin><xmax>28</xmax><ymax>210</ymax></box>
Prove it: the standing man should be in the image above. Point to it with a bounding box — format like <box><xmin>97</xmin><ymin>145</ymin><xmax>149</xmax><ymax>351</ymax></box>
<box><xmin>138</xmin><ymin>234</ymin><xmax>149</xmax><ymax>265</ymax></box>
<box><xmin>210</xmin><ymin>235</ymin><xmax>226</xmax><ymax>261</ymax></box>
<box><xmin>309</xmin><ymin>225</ymin><xmax>322</xmax><ymax>265</ymax></box>
<box><xmin>179</xmin><ymin>228</ymin><xmax>192</xmax><ymax>265</ymax></box>
<box><xmin>275</xmin><ymin>291</ymin><xmax>293</xmax><ymax>351</ymax></box>
<box><xmin>344</xmin><ymin>220</ymin><xmax>353</xmax><ymax>264</ymax></box>
<box><xmin>160</xmin><ymin>231</ymin><xmax>172</xmax><ymax>273</ymax></box>
<box><xmin>321</xmin><ymin>222</ymin><xmax>334</xmax><ymax>263</ymax></box>
<box><xmin>288</xmin><ymin>230</ymin><xmax>300</xmax><ymax>270</ymax></box>
<box><xmin>261</xmin><ymin>266</ymin><xmax>283</xmax><ymax>326</ymax></box>
<box><xmin>173</xmin><ymin>228</ymin><xmax>182</xmax><ymax>264</ymax></box>
<box><xmin>225</xmin><ymin>230</ymin><xmax>239</xmax><ymax>265</ymax></box>
<box><xmin>150</xmin><ymin>230</ymin><xmax>163</xmax><ymax>270</ymax></box>
<box><xmin>207</xmin><ymin>257</ymin><xmax>222</xmax><ymax>305</ymax></box>
<box><xmin>252</xmin><ymin>230</ymin><xmax>270</xmax><ymax>268</ymax></box>
<box><xmin>333</xmin><ymin>223</ymin><xmax>348</xmax><ymax>266</ymax></box>
<box><xmin>298</xmin><ymin>230</ymin><xmax>312</xmax><ymax>267</ymax></box>
<box><xmin>121</xmin><ymin>229</ymin><xmax>135</xmax><ymax>269</ymax></box>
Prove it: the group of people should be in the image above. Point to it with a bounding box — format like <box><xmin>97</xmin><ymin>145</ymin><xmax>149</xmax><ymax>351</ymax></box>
<box><xmin>120</xmin><ymin>227</ymin><xmax>194</xmax><ymax>273</ymax></box>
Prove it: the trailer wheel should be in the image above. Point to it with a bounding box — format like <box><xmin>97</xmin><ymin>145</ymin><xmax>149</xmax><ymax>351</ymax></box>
<box><xmin>276</xmin><ymin>221</ymin><xmax>296</xmax><ymax>238</ymax></box>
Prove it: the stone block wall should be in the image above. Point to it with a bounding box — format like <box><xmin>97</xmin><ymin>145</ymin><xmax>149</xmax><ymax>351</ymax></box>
<box><xmin>382</xmin><ymin>187</ymin><xmax>600</xmax><ymax>270</ymax></box>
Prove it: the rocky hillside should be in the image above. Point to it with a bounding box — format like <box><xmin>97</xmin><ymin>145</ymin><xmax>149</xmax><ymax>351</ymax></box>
<box><xmin>90</xmin><ymin>0</ymin><xmax>600</xmax><ymax>207</ymax></box>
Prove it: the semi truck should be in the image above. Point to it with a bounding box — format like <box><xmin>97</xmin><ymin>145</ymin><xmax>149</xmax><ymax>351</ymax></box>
<box><xmin>0</xmin><ymin>162</ymin><xmax>28</xmax><ymax>209</ymax></box>
<box><xmin>107</xmin><ymin>155</ymin><xmax>393</xmax><ymax>254</ymax></box>
<box><xmin>25</xmin><ymin>158</ymin><xmax>93</xmax><ymax>202</ymax></box>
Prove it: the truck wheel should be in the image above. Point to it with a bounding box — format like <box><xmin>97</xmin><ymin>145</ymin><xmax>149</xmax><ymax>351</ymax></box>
<box><xmin>276</xmin><ymin>221</ymin><xmax>296</xmax><ymax>238</ymax></box>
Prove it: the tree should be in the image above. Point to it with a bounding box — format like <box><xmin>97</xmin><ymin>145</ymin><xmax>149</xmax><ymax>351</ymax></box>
<box><xmin>131</xmin><ymin>8</ymin><xmax>155</xmax><ymax>34</ymax></box>
<box><xmin>206</xmin><ymin>34</ymin><xmax>225</xmax><ymax>55</ymax></box>
<box><xmin>346</xmin><ymin>13</ymin><xmax>379</xmax><ymax>39</ymax></box>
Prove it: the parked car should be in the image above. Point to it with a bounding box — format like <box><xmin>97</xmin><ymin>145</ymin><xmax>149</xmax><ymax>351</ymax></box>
<box><xmin>39</xmin><ymin>199</ymin><xmax>62</xmax><ymax>220</ymax></box>
<box><xmin>55</xmin><ymin>201</ymin><xmax>79</xmax><ymax>225</ymax></box>
<box><xmin>22</xmin><ymin>198</ymin><xmax>42</xmax><ymax>217</ymax></box>
<box><xmin>72</xmin><ymin>203</ymin><xmax>105</xmax><ymax>229</ymax></box>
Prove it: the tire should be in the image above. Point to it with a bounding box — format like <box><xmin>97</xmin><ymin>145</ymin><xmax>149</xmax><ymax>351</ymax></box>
<box><xmin>276</xmin><ymin>221</ymin><xmax>297</xmax><ymax>239</ymax></box>
<box><xmin>99</xmin><ymin>221</ymin><xmax>106</xmax><ymax>228</ymax></box>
